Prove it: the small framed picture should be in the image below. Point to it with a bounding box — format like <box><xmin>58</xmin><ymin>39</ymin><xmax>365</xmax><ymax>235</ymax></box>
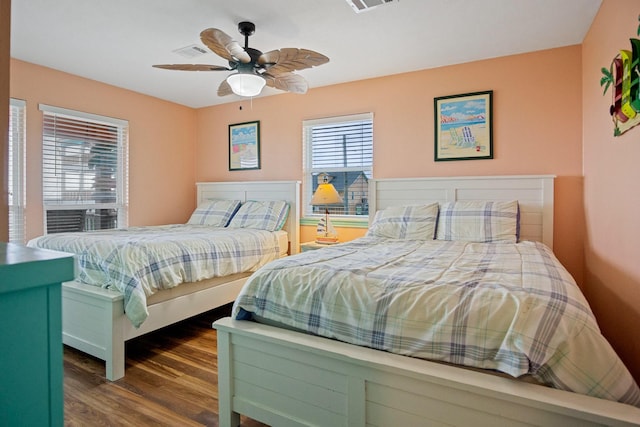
<box><xmin>229</xmin><ymin>121</ymin><xmax>260</xmax><ymax>171</ymax></box>
<box><xmin>434</xmin><ymin>90</ymin><xmax>493</xmax><ymax>161</ymax></box>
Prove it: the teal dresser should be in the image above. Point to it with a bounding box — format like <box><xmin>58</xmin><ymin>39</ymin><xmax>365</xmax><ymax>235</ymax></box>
<box><xmin>0</xmin><ymin>243</ymin><xmax>75</xmax><ymax>427</ymax></box>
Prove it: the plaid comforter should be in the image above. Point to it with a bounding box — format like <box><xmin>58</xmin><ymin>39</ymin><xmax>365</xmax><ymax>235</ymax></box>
<box><xmin>29</xmin><ymin>224</ymin><xmax>281</xmax><ymax>327</ymax></box>
<box><xmin>233</xmin><ymin>237</ymin><xmax>640</xmax><ymax>406</ymax></box>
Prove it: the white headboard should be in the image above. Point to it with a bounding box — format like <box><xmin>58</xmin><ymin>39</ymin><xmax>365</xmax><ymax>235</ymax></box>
<box><xmin>195</xmin><ymin>181</ymin><xmax>301</xmax><ymax>254</ymax></box>
<box><xmin>369</xmin><ymin>175</ymin><xmax>555</xmax><ymax>248</ymax></box>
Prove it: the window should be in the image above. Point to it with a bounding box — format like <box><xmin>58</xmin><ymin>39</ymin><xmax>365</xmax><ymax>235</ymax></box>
<box><xmin>39</xmin><ymin>104</ymin><xmax>128</xmax><ymax>234</ymax></box>
<box><xmin>302</xmin><ymin>113</ymin><xmax>373</xmax><ymax>221</ymax></box>
<box><xmin>8</xmin><ymin>99</ymin><xmax>26</xmax><ymax>243</ymax></box>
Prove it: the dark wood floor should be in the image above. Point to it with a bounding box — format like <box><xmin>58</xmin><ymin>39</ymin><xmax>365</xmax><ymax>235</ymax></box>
<box><xmin>63</xmin><ymin>303</ymin><xmax>267</xmax><ymax>427</ymax></box>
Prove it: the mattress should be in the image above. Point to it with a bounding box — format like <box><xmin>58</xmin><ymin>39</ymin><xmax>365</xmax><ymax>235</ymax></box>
<box><xmin>29</xmin><ymin>224</ymin><xmax>287</xmax><ymax>327</ymax></box>
<box><xmin>146</xmin><ymin>230</ymin><xmax>288</xmax><ymax>306</ymax></box>
<box><xmin>233</xmin><ymin>237</ymin><xmax>640</xmax><ymax>407</ymax></box>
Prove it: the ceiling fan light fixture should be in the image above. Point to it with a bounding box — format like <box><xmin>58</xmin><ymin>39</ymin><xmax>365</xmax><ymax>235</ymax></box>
<box><xmin>226</xmin><ymin>73</ymin><xmax>265</xmax><ymax>97</ymax></box>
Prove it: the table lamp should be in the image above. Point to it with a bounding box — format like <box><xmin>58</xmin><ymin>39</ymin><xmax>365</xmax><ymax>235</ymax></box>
<box><xmin>310</xmin><ymin>175</ymin><xmax>343</xmax><ymax>244</ymax></box>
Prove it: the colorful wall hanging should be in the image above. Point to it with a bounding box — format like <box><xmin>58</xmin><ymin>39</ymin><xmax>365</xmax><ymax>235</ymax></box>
<box><xmin>600</xmin><ymin>15</ymin><xmax>640</xmax><ymax>136</ymax></box>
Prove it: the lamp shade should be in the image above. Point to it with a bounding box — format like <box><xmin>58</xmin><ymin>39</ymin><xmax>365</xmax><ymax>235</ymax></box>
<box><xmin>227</xmin><ymin>73</ymin><xmax>266</xmax><ymax>97</ymax></box>
<box><xmin>310</xmin><ymin>182</ymin><xmax>343</xmax><ymax>205</ymax></box>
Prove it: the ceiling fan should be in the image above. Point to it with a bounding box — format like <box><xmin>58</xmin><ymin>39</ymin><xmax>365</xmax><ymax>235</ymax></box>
<box><xmin>153</xmin><ymin>21</ymin><xmax>330</xmax><ymax>98</ymax></box>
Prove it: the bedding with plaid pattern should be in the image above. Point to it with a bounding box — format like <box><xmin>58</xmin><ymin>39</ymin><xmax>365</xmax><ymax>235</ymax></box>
<box><xmin>228</xmin><ymin>200</ymin><xmax>289</xmax><ymax>231</ymax></box>
<box><xmin>187</xmin><ymin>199</ymin><xmax>241</xmax><ymax>226</ymax></box>
<box><xmin>367</xmin><ymin>203</ymin><xmax>439</xmax><ymax>240</ymax></box>
<box><xmin>29</xmin><ymin>224</ymin><xmax>281</xmax><ymax>327</ymax></box>
<box><xmin>233</xmin><ymin>237</ymin><xmax>640</xmax><ymax>406</ymax></box>
<box><xmin>436</xmin><ymin>200</ymin><xmax>519</xmax><ymax>242</ymax></box>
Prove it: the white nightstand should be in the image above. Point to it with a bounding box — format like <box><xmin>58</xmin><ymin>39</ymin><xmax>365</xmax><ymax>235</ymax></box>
<box><xmin>300</xmin><ymin>241</ymin><xmax>338</xmax><ymax>252</ymax></box>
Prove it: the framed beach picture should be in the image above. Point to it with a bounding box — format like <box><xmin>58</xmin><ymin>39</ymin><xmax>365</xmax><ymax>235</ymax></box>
<box><xmin>434</xmin><ymin>90</ymin><xmax>493</xmax><ymax>161</ymax></box>
<box><xmin>229</xmin><ymin>121</ymin><xmax>260</xmax><ymax>171</ymax></box>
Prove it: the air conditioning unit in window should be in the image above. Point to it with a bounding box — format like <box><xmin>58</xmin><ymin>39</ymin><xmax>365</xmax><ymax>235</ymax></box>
<box><xmin>345</xmin><ymin>0</ymin><xmax>396</xmax><ymax>13</ymax></box>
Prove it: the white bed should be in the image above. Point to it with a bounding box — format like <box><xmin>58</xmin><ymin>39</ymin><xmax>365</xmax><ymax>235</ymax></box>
<box><xmin>57</xmin><ymin>180</ymin><xmax>300</xmax><ymax>381</ymax></box>
<box><xmin>213</xmin><ymin>175</ymin><xmax>640</xmax><ymax>427</ymax></box>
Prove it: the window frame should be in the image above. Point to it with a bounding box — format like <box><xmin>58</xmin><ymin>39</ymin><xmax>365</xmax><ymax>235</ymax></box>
<box><xmin>8</xmin><ymin>98</ymin><xmax>26</xmax><ymax>243</ymax></box>
<box><xmin>38</xmin><ymin>104</ymin><xmax>129</xmax><ymax>234</ymax></box>
<box><xmin>302</xmin><ymin>112</ymin><xmax>373</xmax><ymax>228</ymax></box>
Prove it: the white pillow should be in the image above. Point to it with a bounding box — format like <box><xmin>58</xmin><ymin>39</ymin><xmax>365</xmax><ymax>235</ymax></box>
<box><xmin>436</xmin><ymin>200</ymin><xmax>519</xmax><ymax>243</ymax></box>
<box><xmin>187</xmin><ymin>199</ymin><xmax>241</xmax><ymax>227</ymax></box>
<box><xmin>227</xmin><ymin>200</ymin><xmax>290</xmax><ymax>231</ymax></box>
<box><xmin>367</xmin><ymin>203</ymin><xmax>439</xmax><ymax>240</ymax></box>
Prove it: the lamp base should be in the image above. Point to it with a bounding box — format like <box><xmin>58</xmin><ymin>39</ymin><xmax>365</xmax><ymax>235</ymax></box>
<box><xmin>315</xmin><ymin>236</ymin><xmax>339</xmax><ymax>244</ymax></box>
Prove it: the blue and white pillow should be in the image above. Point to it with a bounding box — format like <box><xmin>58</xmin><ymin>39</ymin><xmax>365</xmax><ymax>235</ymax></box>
<box><xmin>227</xmin><ymin>200</ymin><xmax>290</xmax><ymax>231</ymax></box>
<box><xmin>367</xmin><ymin>203</ymin><xmax>439</xmax><ymax>240</ymax></box>
<box><xmin>436</xmin><ymin>200</ymin><xmax>519</xmax><ymax>243</ymax></box>
<box><xmin>187</xmin><ymin>199</ymin><xmax>241</xmax><ymax>227</ymax></box>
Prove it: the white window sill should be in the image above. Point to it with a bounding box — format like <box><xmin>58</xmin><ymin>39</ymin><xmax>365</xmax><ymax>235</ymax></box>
<box><xmin>301</xmin><ymin>216</ymin><xmax>369</xmax><ymax>229</ymax></box>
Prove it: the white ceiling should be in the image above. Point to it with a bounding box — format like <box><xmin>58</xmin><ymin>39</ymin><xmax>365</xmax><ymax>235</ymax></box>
<box><xmin>10</xmin><ymin>0</ymin><xmax>602</xmax><ymax>108</ymax></box>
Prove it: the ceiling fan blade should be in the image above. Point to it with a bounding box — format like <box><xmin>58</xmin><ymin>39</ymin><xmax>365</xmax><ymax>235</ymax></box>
<box><xmin>258</xmin><ymin>48</ymin><xmax>329</xmax><ymax>75</ymax></box>
<box><xmin>263</xmin><ymin>72</ymin><xmax>309</xmax><ymax>94</ymax></box>
<box><xmin>217</xmin><ymin>79</ymin><xmax>234</xmax><ymax>97</ymax></box>
<box><xmin>201</xmin><ymin>28</ymin><xmax>251</xmax><ymax>63</ymax></box>
<box><xmin>153</xmin><ymin>64</ymin><xmax>231</xmax><ymax>71</ymax></box>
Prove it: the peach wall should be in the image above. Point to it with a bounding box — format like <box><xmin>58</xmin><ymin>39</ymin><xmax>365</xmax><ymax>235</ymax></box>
<box><xmin>0</xmin><ymin>0</ymin><xmax>10</xmax><ymax>241</ymax></box>
<box><xmin>582</xmin><ymin>0</ymin><xmax>640</xmax><ymax>381</ymax></box>
<box><xmin>6</xmin><ymin>0</ymin><xmax>636</xmax><ymax>386</ymax></box>
<box><xmin>9</xmin><ymin>59</ymin><xmax>198</xmax><ymax>240</ymax></box>
<box><xmin>196</xmin><ymin>46</ymin><xmax>585</xmax><ymax>283</ymax></box>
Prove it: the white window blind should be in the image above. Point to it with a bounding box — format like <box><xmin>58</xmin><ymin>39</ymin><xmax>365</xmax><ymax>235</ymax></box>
<box><xmin>39</xmin><ymin>104</ymin><xmax>128</xmax><ymax>234</ymax></box>
<box><xmin>8</xmin><ymin>99</ymin><xmax>26</xmax><ymax>243</ymax></box>
<box><xmin>302</xmin><ymin>113</ymin><xmax>373</xmax><ymax>218</ymax></box>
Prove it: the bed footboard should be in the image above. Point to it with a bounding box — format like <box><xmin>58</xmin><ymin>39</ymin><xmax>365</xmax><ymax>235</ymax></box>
<box><xmin>213</xmin><ymin>317</ymin><xmax>640</xmax><ymax>427</ymax></box>
<box><xmin>62</xmin><ymin>281</ymin><xmax>125</xmax><ymax>380</ymax></box>
<box><xmin>62</xmin><ymin>275</ymin><xmax>249</xmax><ymax>380</ymax></box>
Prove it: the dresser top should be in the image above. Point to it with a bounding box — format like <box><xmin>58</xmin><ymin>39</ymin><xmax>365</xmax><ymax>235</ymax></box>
<box><xmin>0</xmin><ymin>243</ymin><xmax>75</xmax><ymax>292</ymax></box>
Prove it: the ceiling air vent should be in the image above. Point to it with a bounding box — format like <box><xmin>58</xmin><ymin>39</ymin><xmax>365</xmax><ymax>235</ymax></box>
<box><xmin>345</xmin><ymin>0</ymin><xmax>396</xmax><ymax>13</ymax></box>
<box><xmin>172</xmin><ymin>44</ymin><xmax>208</xmax><ymax>59</ymax></box>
